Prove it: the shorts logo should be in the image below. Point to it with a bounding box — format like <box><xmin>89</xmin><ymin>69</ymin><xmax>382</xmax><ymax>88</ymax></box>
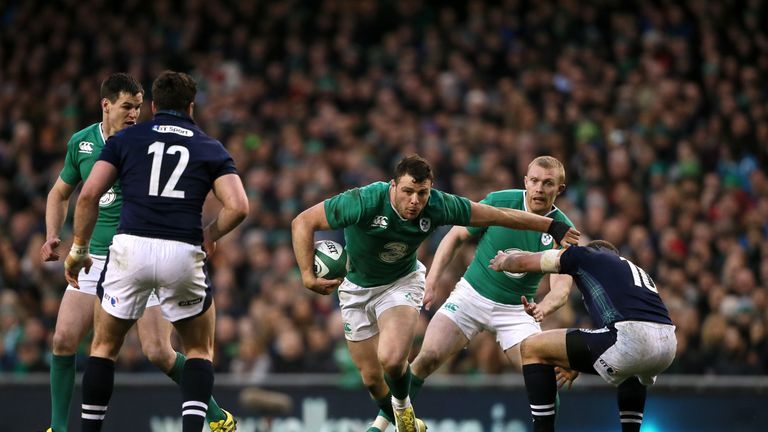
<box><xmin>405</xmin><ymin>292</ymin><xmax>414</xmax><ymax>302</ymax></box>
<box><xmin>104</xmin><ymin>293</ymin><xmax>119</xmax><ymax>307</ymax></box>
<box><xmin>598</xmin><ymin>358</ymin><xmax>618</xmax><ymax>376</ymax></box>
<box><xmin>78</xmin><ymin>141</ymin><xmax>94</xmax><ymax>154</ymax></box>
<box><xmin>99</xmin><ymin>187</ymin><xmax>117</xmax><ymax>207</ymax></box>
<box><xmin>442</xmin><ymin>302</ymin><xmax>458</xmax><ymax>312</ymax></box>
<box><xmin>419</xmin><ymin>218</ymin><xmax>431</xmax><ymax>232</ymax></box>
<box><xmin>343</xmin><ymin>322</ymin><xmax>352</xmax><ymax>333</ymax></box>
<box><xmin>541</xmin><ymin>233</ymin><xmax>553</xmax><ymax>246</ymax></box>
<box><xmin>152</xmin><ymin>125</ymin><xmax>194</xmax><ymax>136</ymax></box>
<box><xmin>178</xmin><ymin>297</ymin><xmax>203</xmax><ymax>307</ymax></box>
<box><xmin>371</xmin><ymin>216</ymin><xmax>389</xmax><ymax>228</ymax></box>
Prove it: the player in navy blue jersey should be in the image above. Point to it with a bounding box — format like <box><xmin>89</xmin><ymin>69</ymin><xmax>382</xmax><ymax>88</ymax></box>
<box><xmin>64</xmin><ymin>71</ymin><xmax>249</xmax><ymax>432</ymax></box>
<box><xmin>489</xmin><ymin>240</ymin><xmax>676</xmax><ymax>432</ymax></box>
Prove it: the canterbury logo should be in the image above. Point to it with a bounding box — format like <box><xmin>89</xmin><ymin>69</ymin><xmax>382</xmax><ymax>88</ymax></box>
<box><xmin>78</xmin><ymin>141</ymin><xmax>94</xmax><ymax>153</ymax></box>
<box><xmin>371</xmin><ymin>215</ymin><xmax>388</xmax><ymax>228</ymax></box>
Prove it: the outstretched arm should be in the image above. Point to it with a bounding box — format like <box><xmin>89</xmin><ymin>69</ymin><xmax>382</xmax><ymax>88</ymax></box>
<box><xmin>41</xmin><ymin>178</ymin><xmax>76</xmax><ymax>262</ymax></box>
<box><xmin>291</xmin><ymin>202</ymin><xmax>343</xmax><ymax>295</ymax></box>
<box><xmin>468</xmin><ymin>202</ymin><xmax>579</xmax><ymax>246</ymax></box>
<box><xmin>424</xmin><ymin>226</ymin><xmax>473</xmax><ymax>310</ymax></box>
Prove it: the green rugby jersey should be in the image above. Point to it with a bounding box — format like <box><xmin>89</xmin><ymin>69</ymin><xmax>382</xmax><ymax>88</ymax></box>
<box><xmin>59</xmin><ymin>123</ymin><xmax>122</xmax><ymax>256</ymax></box>
<box><xmin>464</xmin><ymin>189</ymin><xmax>574</xmax><ymax>305</ymax></box>
<box><xmin>325</xmin><ymin>181</ymin><xmax>471</xmax><ymax>287</ymax></box>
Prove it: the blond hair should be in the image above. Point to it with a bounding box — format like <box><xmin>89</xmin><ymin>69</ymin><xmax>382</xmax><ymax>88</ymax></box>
<box><xmin>528</xmin><ymin>156</ymin><xmax>565</xmax><ymax>184</ymax></box>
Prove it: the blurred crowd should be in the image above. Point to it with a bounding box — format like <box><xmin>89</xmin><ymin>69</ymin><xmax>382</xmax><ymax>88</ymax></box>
<box><xmin>1</xmin><ymin>0</ymin><xmax>767</xmax><ymax>381</ymax></box>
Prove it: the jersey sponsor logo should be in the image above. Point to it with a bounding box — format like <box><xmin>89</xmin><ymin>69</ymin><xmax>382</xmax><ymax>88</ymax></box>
<box><xmin>419</xmin><ymin>217</ymin><xmax>431</xmax><ymax>232</ymax></box>
<box><xmin>541</xmin><ymin>233</ymin><xmax>553</xmax><ymax>246</ymax></box>
<box><xmin>178</xmin><ymin>297</ymin><xmax>203</xmax><ymax>307</ymax></box>
<box><xmin>501</xmin><ymin>248</ymin><xmax>528</xmax><ymax>279</ymax></box>
<box><xmin>78</xmin><ymin>141</ymin><xmax>94</xmax><ymax>154</ymax></box>
<box><xmin>99</xmin><ymin>187</ymin><xmax>117</xmax><ymax>207</ymax></box>
<box><xmin>371</xmin><ymin>215</ymin><xmax>389</xmax><ymax>228</ymax></box>
<box><xmin>152</xmin><ymin>125</ymin><xmax>194</xmax><ymax>137</ymax></box>
<box><xmin>343</xmin><ymin>322</ymin><xmax>352</xmax><ymax>333</ymax></box>
<box><xmin>379</xmin><ymin>242</ymin><xmax>408</xmax><ymax>263</ymax></box>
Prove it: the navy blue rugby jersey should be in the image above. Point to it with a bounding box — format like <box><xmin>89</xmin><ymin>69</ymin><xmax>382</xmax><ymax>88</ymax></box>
<box><xmin>558</xmin><ymin>246</ymin><xmax>673</xmax><ymax>328</ymax></box>
<box><xmin>99</xmin><ymin>110</ymin><xmax>237</xmax><ymax>245</ymax></box>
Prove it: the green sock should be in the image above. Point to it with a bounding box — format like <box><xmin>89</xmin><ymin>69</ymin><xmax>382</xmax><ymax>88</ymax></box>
<box><xmin>409</xmin><ymin>374</ymin><xmax>425</xmax><ymax>399</ymax></box>
<box><xmin>375</xmin><ymin>393</ymin><xmax>395</xmax><ymax>423</ymax></box>
<box><xmin>166</xmin><ymin>352</ymin><xmax>227</xmax><ymax>423</ymax></box>
<box><xmin>50</xmin><ymin>354</ymin><xmax>76</xmax><ymax>432</ymax></box>
<box><xmin>384</xmin><ymin>365</ymin><xmax>412</xmax><ymax>400</ymax></box>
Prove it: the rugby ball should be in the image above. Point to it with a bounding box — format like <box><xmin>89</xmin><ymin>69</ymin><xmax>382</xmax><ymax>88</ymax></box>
<box><xmin>314</xmin><ymin>240</ymin><xmax>348</xmax><ymax>279</ymax></box>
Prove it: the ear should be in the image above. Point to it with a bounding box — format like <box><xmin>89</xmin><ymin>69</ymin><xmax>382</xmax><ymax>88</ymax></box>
<box><xmin>557</xmin><ymin>183</ymin><xmax>566</xmax><ymax>195</ymax></box>
<box><xmin>101</xmin><ymin>98</ymin><xmax>110</xmax><ymax>113</ymax></box>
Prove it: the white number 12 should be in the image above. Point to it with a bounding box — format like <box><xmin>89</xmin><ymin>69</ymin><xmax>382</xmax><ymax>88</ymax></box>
<box><xmin>148</xmin><ymin>141</ymin><xmax>188</xmax><ymax>198</ymax></box>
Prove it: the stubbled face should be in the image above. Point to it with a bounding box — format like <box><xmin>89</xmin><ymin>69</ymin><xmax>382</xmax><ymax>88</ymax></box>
<box><xmin>524</xmin><ymin>164</ymin><xmax>564</xmax><ymax>215</ymax></box>
<box><xmin>102</xmin><ymin>91</ymin><xmax>143</xmax><ymax>137</ymax></box>
<box><xmin>390</xmin><ymin>174</ymin><xmax>432</xmax><ymax>220</ymax></box>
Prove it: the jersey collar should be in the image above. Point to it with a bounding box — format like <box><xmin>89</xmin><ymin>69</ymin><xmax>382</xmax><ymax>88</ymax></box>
<box><xmin>522</xmin><ymin>189</ymin><xmax>559</xmax><ymax>217</ymax></box>
<box><xmin>154</xmin><ymin>109</ymin><xmax>196</xmax><ymax>123</ymax></box>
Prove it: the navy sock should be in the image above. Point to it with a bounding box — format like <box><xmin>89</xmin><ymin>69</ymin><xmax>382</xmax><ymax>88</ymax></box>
<box><xmin>522</xmin><ymin>363</ymin><xmax>557</xmax><ymax>432</ymax></box>
<box><xmin>81</xmin><ymin>357</ymin><xmax>115</xmax><ymax>432</ymax></box>
<box><xmin>181</xmin><ymin>358</ymin><xmax>214</xmax><ymax>432</ymax></box>
<box><xmin>617</xmin><ymin>377</ymin><xmax>646</xmax><ymax>432</ymax></box>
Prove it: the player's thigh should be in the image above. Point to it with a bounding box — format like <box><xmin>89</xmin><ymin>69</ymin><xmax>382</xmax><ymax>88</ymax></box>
<box><xmin>136</xmin><ymin>304</ymin><xmax>175</xmax><ymax>365</ymax></box>
<box><xmin>91</xmin><ymin>305</ymin><xmax>137</xmax><ymax>360</ymax></box>
<box><xmin>52</xmin><ymin>289</ymin><xmax>98</xmax><ymax>353</ymax></box>
<box><xmin>347</xmin><ymin>335</ymin><xmax>382</xmax><ymax>375</ymax></box>
<box><xmin>418</xmin><ymin>312</ymin><xmax>470</xmax><ymax>363</ymax></box>
<box><xmin>173</xmin><ymin>301</ymin><xmax>216</xmax><ymax>360</ymax></box>
<box><xmin>338</xmin><ymin>279</ymin><xmax>381</xmax><ymax>342</ymax></box>
<box><xmin>520</xmin><ymin>328</ymin><xmax>569</xmax><ymax>367</ymax></box>
<box><xmin>377</xmin><ymin>305</ymin><xmax>420</xmax><ymax>361</ymax></box>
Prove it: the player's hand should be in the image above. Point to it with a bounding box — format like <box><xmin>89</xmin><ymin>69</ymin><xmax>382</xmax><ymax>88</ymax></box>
<box><xmin>521</xmin><ymin>295</ymin><xmax>543</xmax><ymax>322</ymax></box>
<box><xmin>555</xmin><ymin>366</ymin><xmax>579</xmax><ymax>390</ymax></box>
<box><xmin>489</xmin><ymin>250</ymin><xmax>511</xmax><ymax>272</ymax></box>
<box><xmin>547</xmin><ymin>221</ymin><xmax>580</xmax><ymax>246</ymax></box>
<box><xmin>302</xmin><ymin>275</ymin><xmax>342</xmax><ymax>295</ymax></box>
<box><xmin>41</xmin><ymin>237</ymin><xmax>62</xmax><ymax>262</ymax></box>
<box><xmin>64</xmin><ymin>252</ymin><xmax>92</xmax><ymax>289</ymax></box>
<box><xmin>203</xmin><ymin>238</ymin><xmax>217</xmax><ymax>258</ymax></box>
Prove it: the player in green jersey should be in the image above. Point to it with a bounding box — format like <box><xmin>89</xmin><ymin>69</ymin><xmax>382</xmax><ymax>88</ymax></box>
<box><xmin>360</xmin><ymin>156</ymin><xmax>573</xmax><ymax>430</ymax></box>
<box><xmin>39</xmin><ymin>73</ymin><xmax>235</xmax><ymax>432</ymax></box>
<box><xmin>291</xmin><ymin>155</ymin><xmax>580</xmax><ymax>432</ymax></box>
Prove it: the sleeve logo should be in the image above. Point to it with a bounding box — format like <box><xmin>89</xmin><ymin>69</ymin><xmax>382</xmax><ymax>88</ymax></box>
<box><xmin>78</xmin><ymin>141</ymin><xmax>94</xmax><ymax>154</ymax></box>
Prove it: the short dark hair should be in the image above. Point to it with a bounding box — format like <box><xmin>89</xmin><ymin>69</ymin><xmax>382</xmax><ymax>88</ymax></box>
<box><xmin>151</xmin><ymin>70</ymin><xmax>197</xmax><ymax>112</ymax></box>
<box><xmin>394</xmin><ymin>155</ymin><xmax>434</xmax><ymax>184</ymax></box>
<box><xmin>100</xmin><ymin>73</ymin><xmax>143</xmax><ymax>102</ymax></box>
<box><xmin>586</xmin><ymin>240</ymin><xmax>619</xmax><ymax>255</ymax></box>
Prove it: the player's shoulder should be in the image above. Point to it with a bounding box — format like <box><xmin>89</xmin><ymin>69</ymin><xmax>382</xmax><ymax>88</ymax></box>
<box><xmin>357</xmin><ymin>181</ymin><xmax>389</xmax><ymax>197</ymax></box>
<box><xmin>480</xmin><ymin>188</ymin><xmax>524</xmax><ymax>209</ymax></box>
<box><xmin>67</xmin><ymin>122</ymin><xmax>102</xmax><ymax>148</ymax></box>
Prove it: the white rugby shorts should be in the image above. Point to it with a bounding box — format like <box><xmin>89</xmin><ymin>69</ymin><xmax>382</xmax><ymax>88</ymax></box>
<box><xmin>67</xmin><ymin>254</ymin><xmax>160</xmax><ymax>308</ymax></box>
<box><xmin>338</xmin><ymin>262</ymin><xmax>426</xmax><ymax>341</ymax></box>
<box><xmin>97</xmin><ymin>234</ymin><xmax>211</xmax><ymax>322</ymax></box>
<box><xmin>437</xmin><ymin>278</ymin><xmax>541</xmax><ymax>350</ymax></box>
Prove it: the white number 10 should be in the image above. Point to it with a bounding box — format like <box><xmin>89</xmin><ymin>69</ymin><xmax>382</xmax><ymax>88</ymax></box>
<box><xmin>620</xmin><ymin>257</ymin><xmax>658</xmax><ymax>293</ymax></box>
<box><xmin>148</xmin><ymin>141</ymin><xmax>188</xmax><ymax>198</ymax></box>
